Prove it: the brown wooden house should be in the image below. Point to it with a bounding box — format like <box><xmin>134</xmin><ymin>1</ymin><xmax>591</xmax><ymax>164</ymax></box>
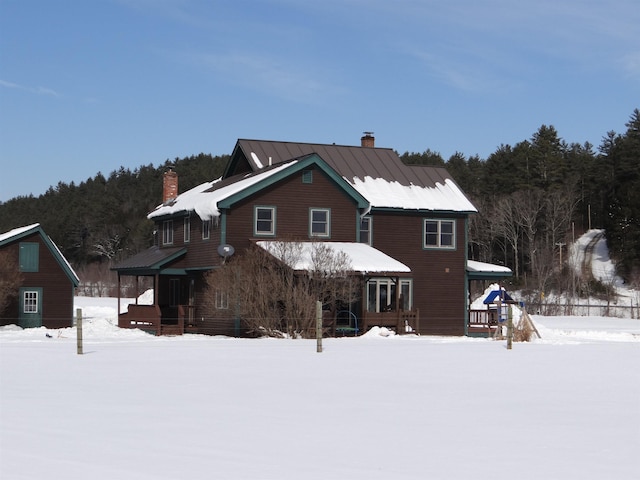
<box><xmin>113</xmin><ymin>134</ymin><xmax>510</xmax><ymax>336</ymax></box>
<box><xmin>0</xmin><ymin>223</ymin><xmax>80</xmax><ymax>329</ymax></box>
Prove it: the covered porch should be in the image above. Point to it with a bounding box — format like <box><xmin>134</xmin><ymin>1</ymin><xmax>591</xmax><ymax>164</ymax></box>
<box><xmin>112</xmin><ymin>246</ymin><xmax>197</xmax><ymax>336</ymax></box>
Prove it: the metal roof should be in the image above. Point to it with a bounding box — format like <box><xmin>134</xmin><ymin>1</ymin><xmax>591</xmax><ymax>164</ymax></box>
<box><xmin>235</xmin><ymin>139</ymin><xmax>454</xmax><ymax>188</ymax></box>
<box><xmin>112</xmin><ymin>246</ymin><xmax>187</xmax><ymax>274</ymax></box>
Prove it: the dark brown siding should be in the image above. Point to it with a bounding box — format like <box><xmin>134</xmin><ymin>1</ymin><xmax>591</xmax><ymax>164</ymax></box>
<box><xmin>226</xmin><ymin>166</ymin><xmax>359</xmax><ymax>250</ymax></box>
<box><xmin>0</xmin><ymin>232</ymin><xmax>75</xmax><ymax>329</ymax></box>
<box><xmin>370</xmin><ymin>212</ymin><xmax>467</xmax><ymax>335</ymax></box>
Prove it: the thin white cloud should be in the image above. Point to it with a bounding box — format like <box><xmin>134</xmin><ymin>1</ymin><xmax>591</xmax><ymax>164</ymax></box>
<box><xmin>182</xmin><ymin>51</ymin><xmax>345</xmax><ymax>103</ymax></box>
<box><xmin>0</xmin><ymin>79</ymin><xmax>60</xmax><ymax>97</ymax></box>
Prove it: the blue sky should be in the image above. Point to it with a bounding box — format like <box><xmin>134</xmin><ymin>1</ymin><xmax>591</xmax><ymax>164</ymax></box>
<box><xmin>1</xmin><ymin>0</ymin><xmax>638</xmax><ymax>202</ymax></box>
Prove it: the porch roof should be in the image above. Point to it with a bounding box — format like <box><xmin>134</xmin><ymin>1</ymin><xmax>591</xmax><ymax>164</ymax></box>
<box><xmin>256</xmin><ymin>241</ymin><xmax>411</xmax><ymax>274</ymax></box>
<box><xmin>466</xmin><ymin>260</ymin><xmax>512</xmax><ymax>280</ymax></box>
<box><xmin>111</xmin><ymin>246</ymin><xmax>187</xmax><ymax>275</ymax></box>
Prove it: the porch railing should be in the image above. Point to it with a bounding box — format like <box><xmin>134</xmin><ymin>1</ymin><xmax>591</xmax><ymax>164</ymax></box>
<box><xmin>361</xmin><ymin>309</ymin><xmax>420</xmax><ymax>334</ymax></box>
<box><xmin>119</xmin><ymin>304</ymin><xmax>162</xmax><ymax>335</ymax></box>
<box><xmin>468</xmin><ymin>309</ymin><xmax>498</xmax><ymax>334</ymax></box>
<box><xmin>118</xmin><ymin>304</ymin><xmax>187</xmax><ymax>336</ymax></box>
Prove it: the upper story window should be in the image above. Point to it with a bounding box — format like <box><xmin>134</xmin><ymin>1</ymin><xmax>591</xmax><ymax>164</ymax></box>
<box><xmin>359</xmin><ymin>216</ymin><xmax>372</xmax><ymax>245</ymax></box>
<box><xmin>310</xmin><ymin>208</ymin><xmax>330</xmax><ymax>238</ymax></box>
<box><xmin>255</xmin><ymin>206</ymin><xmax>276</xmax><ymax>236</ymax></box>
<box><xmin>184</xmin><ymin>217</ymin><xmax>191</xmax><ymax>243</ymax></box>
<box><xmin>162</xmin><ymin>220</ymin><xmax>173</xmax><ymax>245</ymax></box>
<box><xmin>19</xmin><ymin>242</ymin><xmax>39</xmax><ymax>272</ymax></box>
<box><xmin>424</xmin><ymin>219</ymin><xmax>455</xmax><ymax>249</ymax></box>
<box><xmin>202</xmin><ymin>219</ymin><xmax>211</xmax><ymax>240</ymax></box>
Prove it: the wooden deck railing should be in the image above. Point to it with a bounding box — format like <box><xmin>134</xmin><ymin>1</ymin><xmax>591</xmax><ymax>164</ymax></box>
<box><xmin>361</xmin><ymin>309</ymin><xmax>420</xmax><ymax>334</ymax></box>
<box><xmin>118</xmin><ymin>304</ymin><xmax>188</xmax><ymax>336</ymax></box>
<box><xmin>468</xmin><ymin>309</ymin><xmax>498</xmax><ymax>335</ymax></box>
<box><xmin>119</xmin><ymin>304</ymin><xmax>162</xmax><ymax>335</ymax></box>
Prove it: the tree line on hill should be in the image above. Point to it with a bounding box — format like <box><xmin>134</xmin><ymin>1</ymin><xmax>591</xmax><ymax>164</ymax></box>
<box><xmin>0</xmin><ymin>109</ymin><xmax>638</xmax><ymax>293</ymax></box>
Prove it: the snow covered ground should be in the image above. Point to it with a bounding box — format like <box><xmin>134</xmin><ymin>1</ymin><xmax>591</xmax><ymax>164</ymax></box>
<box><xmin>1</xmin><ymin>296</ymin><xmax>639</xmax><ymax>480</ymax></box>
<box><xmin>1</xmin><ymin>229</ymin><xmax>639</xmax><ymax>479</ymax></box>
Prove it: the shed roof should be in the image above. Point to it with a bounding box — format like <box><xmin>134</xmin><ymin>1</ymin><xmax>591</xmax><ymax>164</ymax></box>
<box><xmin>0</xmin><ymin>223</ymin><xmax>80</xmax><ymax>286</ymax></box>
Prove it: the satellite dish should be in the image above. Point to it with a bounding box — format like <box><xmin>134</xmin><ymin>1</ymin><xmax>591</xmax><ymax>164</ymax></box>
<box><xmin>217</xmin><ymin>244</ymin><xmax>235</xmax><ymax>259</ymax></box>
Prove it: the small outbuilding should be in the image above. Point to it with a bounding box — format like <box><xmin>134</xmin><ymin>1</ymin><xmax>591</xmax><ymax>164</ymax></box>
<box><xmin>0</xmin><ymin>224</ymin><xmax>79</xmax><ymax>329</ymax></box>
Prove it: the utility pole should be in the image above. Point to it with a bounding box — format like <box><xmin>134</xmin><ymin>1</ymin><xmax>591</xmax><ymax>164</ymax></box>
<box><xmin>555</xmin><ymin>242</ymin><xmax>566</xmax><ymax>266</ymax></box>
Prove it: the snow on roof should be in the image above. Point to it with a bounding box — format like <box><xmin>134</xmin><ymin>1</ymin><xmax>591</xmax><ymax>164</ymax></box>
<box><xmin>148</xmin><ymin>161</ymin><xmax>297</xmax><ymax>220</ymax></box>
<box><xmin>0</xmin><ymin>223</ymin><xmax>79</xmax><ymax>285</ymax></box>
<box><xmin>256</xmin><ymin>241</ymin><xmax>411</xmax><ymax>274</ymax></box>
<box><xmin>467</xmin><ymin>260</ymin><xmax>512</xmax><ymax>274</ymax></box>
<box><xmin>349</xmin><ymin>176</ymin><xmax>477</xmax><ymax>212</ymax></box>
<box><xmin>0</xmin><ymin>223</ymin><xmax>40</xmax><ymax>242</ymax></box>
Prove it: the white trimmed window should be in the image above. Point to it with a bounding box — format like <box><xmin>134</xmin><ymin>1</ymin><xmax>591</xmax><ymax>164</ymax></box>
<box><xmin>162</xmin><ymin>220</ymin><xmax>173</xmax><ymax>245</ymax></box>
<box><xmin>424</xmin><ymin>219</ymin><xmax>455</xmax><ymax>249</ymax></box>
<box><xmin>255</xmin><ymin>206</ymin><xmax>275</xmax><ymax>236</ymax></box>
<box><xmin>310</xmin><ymin>208</ymin><xmax>330</xmax><ymax>238</ymax></box>
<box><xmin>23</xmin><ymin>291</ymin><xmax>39</xmax><ymax>313</ymax></box>
<box><xmin>184</xmin><ymin>217</ymin><xmax>191</xmax><ymax>243</ymax></box>
<box><xmin>215</xmin><ymin>290</ymin><xmax>229</xmax><ymax>310</ymax></box>
<box><xmin>202</xmin><ymin>219</ymin><xmax>211</xmax><ymax>240</ymax></box>
<box><xmin>359</xmin><ymin>216</ymin><xmax>372</xmax><ymax>245</ymax></box>
<box><xmin>366</xmin><ymin>278</ymin><xmax>413</xmax><ymax>312</ymax></box>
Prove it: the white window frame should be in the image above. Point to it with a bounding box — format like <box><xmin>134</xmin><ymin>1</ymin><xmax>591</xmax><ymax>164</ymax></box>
<box><xmin>23</xmin><ymin>290</ymin><xmax>39</xmax><ymax>314</ymax></box>
<box><xmin>202</xmin><ymin>219</ymin><xmax>211</xmax><ymax>240</ymax></box>
<box><xmin>215</xmin><ymin>290</ymin><xmax>229</xmax><ymax>310</ymax></box>
<box><xmin>310</xmin><ymin>208</ymin><xmax>330</xmax><ymax>238</ymax></box>
<box><xmin>359</xmin><ymin>216</ymin><xmax>372</xmax><ymax>245</ymax></box>
<box><xmin>366</xmin><ymin>278</ymin><xmax>396</xmax><ymax>313</ymax></box>
<box><xmin>162</xmin><ymin>220</ymin><xmax>173</xmax><ymax>245</ymax></box>
<box><xmin>423</xmin><ymin>219</ymin><xmax>456</xmax><ymax>249</ymax></box>
<box><xmin>400</xmin><ymin>279</ymin><xmax>413</xmax><ymax>311</ymax></box>
<box><xmin>184</xmin><ymin>217</ymin><xmax>191</xmax><ymax>243</ymax></box>
<box><xmin>255</xmin><ymin>206</ymin><xmax>276</xmax><ymax>236</ymax></box>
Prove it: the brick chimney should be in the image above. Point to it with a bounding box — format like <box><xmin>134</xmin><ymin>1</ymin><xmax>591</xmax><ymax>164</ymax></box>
<box><xmin>361</xmin><ymin>132</ymin><xmax>375</xmax><ymax>148</ymax></box>
<box><xmin>163</xmin><ymin>169</ymin><xmax>178</xmax><ymax>204</ymax></box>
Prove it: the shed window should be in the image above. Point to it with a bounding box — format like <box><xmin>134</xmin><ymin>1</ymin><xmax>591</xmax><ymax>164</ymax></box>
<box><xmin>19</xmin><ymin>242</ymin><xmax>39</xmax><ymax>272</ymax></box>
<box><xmin>23</xmin><ymin>290</ymin><xmax>39</xmax><ymax>313</ymax></box>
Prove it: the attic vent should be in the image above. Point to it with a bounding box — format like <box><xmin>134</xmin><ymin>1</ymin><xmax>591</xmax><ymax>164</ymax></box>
<box><xmin>302</xmin><ymin>170</ymin><xmax>313</xmax><ymax>184</ymax></box>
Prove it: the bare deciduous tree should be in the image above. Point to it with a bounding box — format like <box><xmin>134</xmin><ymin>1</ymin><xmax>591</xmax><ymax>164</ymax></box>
<box><xmin>204</xmin><ymin>241</ymin><xmax>361</xmax><ymax>338</ymax></box>
<box><xmin>0</xmin><ymin>251</ymin><xmax>22</xmax><ymax>315</ymax></box>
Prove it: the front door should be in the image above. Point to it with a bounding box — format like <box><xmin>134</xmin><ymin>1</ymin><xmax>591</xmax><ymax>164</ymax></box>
<box><xmin>19</xmin><ymin>287</ymin><xmax>43</xmax><ymax>328</ymax></box>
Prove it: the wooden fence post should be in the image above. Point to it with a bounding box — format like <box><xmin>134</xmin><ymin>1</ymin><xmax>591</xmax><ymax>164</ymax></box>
<box><xmin>76</xmin><ymin>308</ymin><xmax>83</xmax><ymax>355</ymax></box>
<box><xmin>506</xmin><ymin>304</ymin><xmax>513</xmax><ymax>350</ymax></box>
<box><xmin>316</xmin><ymin>301</ymin><xmax>322</xmax><ymax>353</ymax></box>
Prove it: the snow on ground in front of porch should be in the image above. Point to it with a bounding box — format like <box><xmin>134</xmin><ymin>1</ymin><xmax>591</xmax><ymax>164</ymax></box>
<box><xmin>1</xmin><ymin>296</ymin><xmax>639</xmax><ymax>480</ymax></box>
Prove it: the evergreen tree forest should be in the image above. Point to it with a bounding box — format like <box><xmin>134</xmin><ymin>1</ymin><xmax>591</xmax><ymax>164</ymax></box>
<box><xmin>1</xmin><ymin>110</ymin><xmax>638</xmax><ymax>292</ymax></box>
